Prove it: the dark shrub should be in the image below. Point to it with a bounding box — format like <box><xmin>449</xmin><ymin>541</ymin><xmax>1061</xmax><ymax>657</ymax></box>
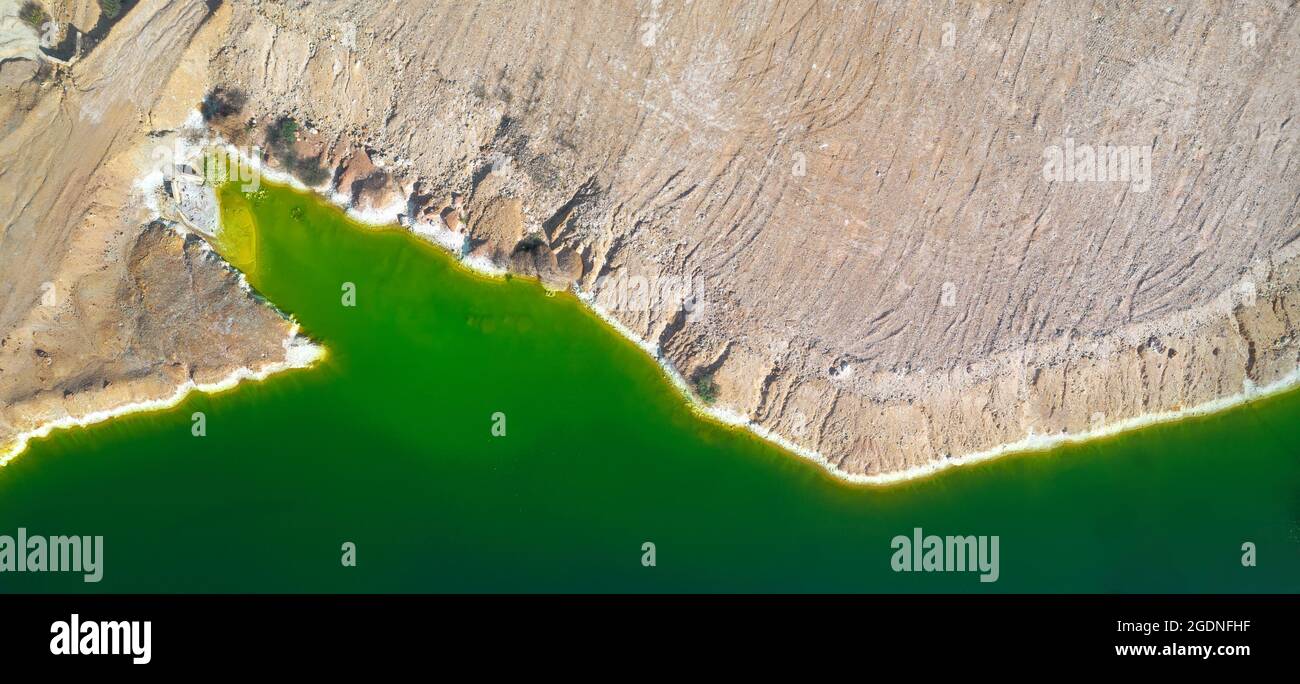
<box><xmin>19</xmin><ymin>2</ymin><xmax>50</xmax><ymax>30</ymax></box>
<box><xmin>100</xmin><ymin>0</ymin><xmax>121</xmax><ymax>20</ymax></box>
<box><xmin>200</xmin><ymin>87</ymin><xmax>247</xmax><ymax>122</ymax></box>
<box><xmin>693</xmin><ymin>372</ymin><xmax>719</xmax><ymax>404</ymax></box>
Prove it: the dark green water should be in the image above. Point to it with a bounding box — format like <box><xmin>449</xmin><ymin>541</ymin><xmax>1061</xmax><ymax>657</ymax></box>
<box><xmin>1</xmin><ymin>182</ymin><xmax>1297</xmax><ymax>592</ymax></box>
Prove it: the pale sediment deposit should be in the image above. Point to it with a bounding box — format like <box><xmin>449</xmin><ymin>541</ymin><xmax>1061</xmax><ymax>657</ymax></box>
<box><xmin>2</xmin><ymin>0</ymin><xmax>1298</xmax><ymax>479</ymax></box>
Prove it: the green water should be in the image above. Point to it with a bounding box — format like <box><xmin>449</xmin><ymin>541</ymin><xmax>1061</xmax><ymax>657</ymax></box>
<box><xmin>1</xmin><ymin>182</ymin><xmax>1297</xmax><ymax>592</ymax></box>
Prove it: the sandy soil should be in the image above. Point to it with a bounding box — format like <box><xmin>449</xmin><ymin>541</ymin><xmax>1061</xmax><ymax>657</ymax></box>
<box><xmin>0</xmin><ymin>0</ymin><xmax>303</xmax><ymax>460</ymax></box>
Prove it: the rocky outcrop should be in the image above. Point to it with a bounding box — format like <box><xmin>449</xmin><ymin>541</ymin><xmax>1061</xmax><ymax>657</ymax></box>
<box><xmin>0</xmin><ymin>1</ymin><xmax>304</xmax><ymax>459</ymax></box>
<box><xmin>331</xmin><ymin>146</ymin><xmax>403</xmax><ymax>213</ymax></box>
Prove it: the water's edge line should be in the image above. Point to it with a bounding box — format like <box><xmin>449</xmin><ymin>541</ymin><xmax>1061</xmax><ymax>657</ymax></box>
<box><xmin>0</xmin><ymin>326</ymin><xmax>326</xmax><ymax>467</ymax></box>
<box><xmin>207</xmin><ymin>141</ymin><xmax>1300</xmax><ymax>486</ymax></box>
<box><xmin>844</xmin><ymin>370</ymin><xmax>1300</xmax><ymax>485</ymax></box>
<box><xmin>578</xmin><ymin>288</ymin><xmax>1300</xmax><ymax>485</ymax></box>
<box><xmin>1</xmin><ymin>120</ymin><xmax>331</xmax><ymax>467</ymax></box>
<box><xmin>8</xmin><ymin>124</ymin><xmax>1293</xmax><ymax>483</ymax></box>
<box><xmin>251</xmin><ymin>170</ymin><xmax>1300</xmax><ymax>487</ymax></box>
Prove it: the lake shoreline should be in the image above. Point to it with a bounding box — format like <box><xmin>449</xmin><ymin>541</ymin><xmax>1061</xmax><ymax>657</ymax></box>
<box><xmin>3</xmin><ymin>179</ymin><xmax>1296</xmax><ymax>593</ymax></box>
<box><xmin>7</xmin><ymin>118</ymin><xmax>1295</xmax><ymax>486</ymax></box>
<box><xmin>0</xmin><ymin>324</ymin><xmax>324</xmax><ymax>467</ymax></box>
<box><xmin>203</xmin><ymin>156</ymin><xmax>1300</xmax><ymax>487</ymax></box>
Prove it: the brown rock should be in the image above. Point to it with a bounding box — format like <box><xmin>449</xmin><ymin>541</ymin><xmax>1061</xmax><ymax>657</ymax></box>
<box><xmin>334</xmin><ymin>147</ymin><xmax>402</xmax><ymax>213</ymax></box>
<box><xmin>466</xmin><ymin>196</ymin><xmax>524</xmax><ymax>265</ymax></box>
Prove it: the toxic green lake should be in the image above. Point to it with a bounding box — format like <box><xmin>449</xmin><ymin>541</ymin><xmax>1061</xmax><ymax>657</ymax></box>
<box><xmin>1</xmin><ymin>182</ymin><xmax>1297</xmax><ymax>592</ymax></box>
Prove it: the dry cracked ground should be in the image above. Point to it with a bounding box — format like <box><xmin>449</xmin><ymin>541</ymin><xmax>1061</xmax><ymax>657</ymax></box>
<box><xmin>1</xmin><ymin>0</ymin><xmax>1298</xmax><ymax>478</ymax></box>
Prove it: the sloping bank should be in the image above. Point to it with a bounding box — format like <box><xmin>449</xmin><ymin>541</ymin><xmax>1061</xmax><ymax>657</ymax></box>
<box><xmin>0</xmin><ymin>0</ymin><xmax>325</xmax><ymax>467</ymax></box>
<box><xmin>208</xmin><ymin>127</ymin><xmax>1300</xmax><ymax>486</ymax></box>
<box><xmin>202</xmin><ymin>0</ymin><xmax>1300</xmax><ymax>481</ymax></box>
<box><xmin>3</xmin><ymin>175</ymin><xmax>1296</xmax><ymax>592</ymax></box>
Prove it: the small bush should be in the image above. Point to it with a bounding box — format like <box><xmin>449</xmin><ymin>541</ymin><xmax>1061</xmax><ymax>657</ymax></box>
<box><xmin>268</xmin><ymin>117</ymin><xmax>299</xmax><ymax>147</ymax></box>
<box><xmin>200</xmin><ymin>87</ymin><xmax>247</xmax><ymax>122</ymax></box>
<box><xmin>19</xmin><ymin>2</ymin><xmax>49</xmax><ymax>30</ymax></box>
<box><xmin>514</xmin><ymin>234</ymin><xmax>545</xmax><ymax>254</ymax></box>
<box><xmin>290</xmin><ymin>156</ymin><xmax>330</xmax><ymax>187</ymax></box>
<box><xmin>693</xmin><ymin>372</ymin><xmax>719</xmax><ymax>404</ymax></box>
<box><xmin>264</xmin><ymin>116</ymin><xmax>299</xmax><ymax>161</ymax></box>
<box><xmin>263</xmin><ymin>116</ymin><xmax>332</xmax><ymax>187</ymax></box>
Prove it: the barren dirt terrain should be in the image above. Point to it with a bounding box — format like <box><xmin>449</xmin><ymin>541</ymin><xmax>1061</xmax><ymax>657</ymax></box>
<box><xmin>0</xmin><ymin>0</ymin><xmax>299</xmax><ymax>460</ymax></box>
<box><xmin>2</xmin><ymin>0</ymin><xmax>1298</xmax><ymax>478</ymax></box>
